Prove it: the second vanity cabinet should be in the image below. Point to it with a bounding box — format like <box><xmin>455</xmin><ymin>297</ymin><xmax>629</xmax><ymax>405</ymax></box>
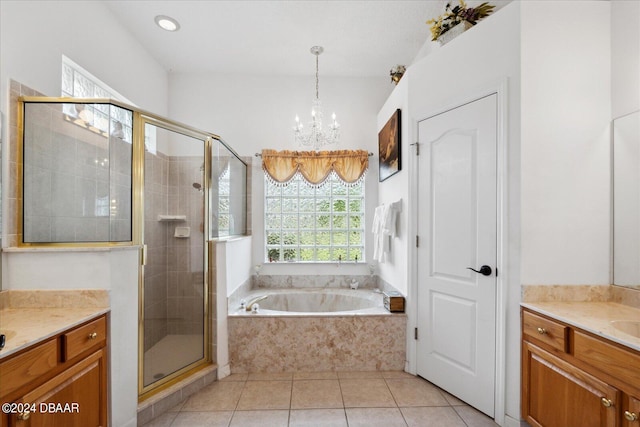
<box><xmin>522</xmin><ymin>308</ymin><xmax>640</xmax><ymax>427</ymax></box>
<box><xmin>0</xmin><ymin>314</ymin><xmax>108</xmax><ymax>427</ymax></box>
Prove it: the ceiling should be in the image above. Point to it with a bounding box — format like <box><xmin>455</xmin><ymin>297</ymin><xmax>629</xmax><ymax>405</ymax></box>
<box><xmin>103</xmin><ymin>0</ymin><xmax>457</xmax><ymax>78</ymax></box>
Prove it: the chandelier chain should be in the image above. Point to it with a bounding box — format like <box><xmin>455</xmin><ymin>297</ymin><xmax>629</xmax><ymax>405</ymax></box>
<box><xmin>294</xmin><ymin>45</ymin><xmax>340</xmax><ymax>151</ymax></box>
<box><xmin>315</xmin><ymin>53</ymin><xmax>319</xmax><ymax>100</ymax></box>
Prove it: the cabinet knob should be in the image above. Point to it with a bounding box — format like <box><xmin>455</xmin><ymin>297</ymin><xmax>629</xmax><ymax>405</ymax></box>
<box><xmin>17</xmin><ymin>410</ymin><xmax>31</xmax><ymax>420</ymax></box>
<box><xmin>88</xmin><ymin>332</ymin><xmax>98</xmax><ymax>340</ymax></box>
<box><xmin>537</xmin><ymin>327</ymin><xmax>546</xmax><ymax>335</ymax></box>
<box><xmin>625</xmin><ymin>411</ymin><xmax>639</xmax><ymax>422</ymax></box>
<box><xmin>601</xmin><ymin>397</ymin><xmax>614</xmax><ymax>408</ymax></box>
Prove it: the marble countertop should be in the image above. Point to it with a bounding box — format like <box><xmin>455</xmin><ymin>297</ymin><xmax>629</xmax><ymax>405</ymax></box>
<box><xmin>521</xmin><ymin>302</ymin><xmax>640</xmax><ymax>352</ymax></box>
<box><xmin>0</xmin><ymin>289</ymin><xmax>110</xmax><ymax>359</ymax></box>
<box><xmin>0</xmin><ymin>307</ymin><xmax>109</xmax><ymax>358</ymax></box>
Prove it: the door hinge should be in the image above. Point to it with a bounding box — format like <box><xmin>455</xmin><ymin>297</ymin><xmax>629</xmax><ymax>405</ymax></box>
<box><xmin>416</xmin><ymin>235</ymin><xmax>419</xmax><ymax>248</ymax></box>
<box><xmin>414</xmin><ymin>327</ymin><xmax>418</xmax><ymax>340</ymax></box>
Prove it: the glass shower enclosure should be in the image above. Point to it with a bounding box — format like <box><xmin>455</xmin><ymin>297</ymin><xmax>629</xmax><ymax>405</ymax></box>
<box><xmin>19</xmin><ymin>98</ymin><xmax>247</xmax><ymax>399</ymax></box>
<box><xmin>139</xmin><ymin>118</ymin><xmax>210</xmax><ymax>392</ymax></box>
<box><xmin>138</xmin><ymin>115</ymin><xmax>247</xmax><ymax>395</ymax></box>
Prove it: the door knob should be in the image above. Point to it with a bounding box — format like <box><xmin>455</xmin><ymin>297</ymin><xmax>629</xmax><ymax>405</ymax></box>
<box><xmin>467</xmin><ymin>265</ymin><xmax>492</xmax><ymax>276</ymax></box>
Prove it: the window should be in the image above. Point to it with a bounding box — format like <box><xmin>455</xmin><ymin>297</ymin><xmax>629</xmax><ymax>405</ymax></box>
<box><xmin>265</xmin><ymin>174</ymin><xmax>365</xmax><ymax>262</ymax></box>
<box><xmin>217</xmin><ymin>164</ymin><xmax>232</xmax><ymax>235</ymax></box>
<box><xmin>61</xmin><ymin>56</ymin><xmax>157</xmax><ymax>153</ymax></box>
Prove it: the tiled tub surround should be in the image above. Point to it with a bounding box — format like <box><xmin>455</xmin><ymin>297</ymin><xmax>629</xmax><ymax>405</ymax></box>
<box><xmin>229</xmin><ymin>314</ymin><xmax>406</xmax><ymax>373</ymax></box>
<box><xmin>228</xmin><ymin>278</ymin><xmax>406</xmax><ymax>373</ymax></box>
<box><xmin>252</xmin><ymin>274</ymin><xmax>379</xmax><ymax>290</ymax></box>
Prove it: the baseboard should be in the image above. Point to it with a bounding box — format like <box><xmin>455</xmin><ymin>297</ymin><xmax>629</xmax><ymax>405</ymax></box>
<box><xmin>119</xmin><ymin>419</ymin><xmax>137</xmax><ymax>427</ymax></box>
<box><xmin>218</xmin><ymin>363</ymin><xmax>231</xmax><ymax>379</ymax></box>
<box><xmin>503</xmin><ymin>414</ymin><xmax>528</xmax><ymax>427</ymax></box>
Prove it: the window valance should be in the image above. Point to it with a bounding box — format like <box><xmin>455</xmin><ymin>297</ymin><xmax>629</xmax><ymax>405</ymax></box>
<box><xmin>261</xmin><ymin>149</ymin><xmax>369</xmax><ymax>186</ymax></box>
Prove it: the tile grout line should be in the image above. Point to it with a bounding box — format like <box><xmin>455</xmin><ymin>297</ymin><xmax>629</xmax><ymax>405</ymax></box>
<box><xmin>229</xmin><ymin>377</ymin><xmax>249</xmax><ymax>426</ymax></box>
<box><xmin>383</xmin><ymin>377</ymin><xmax>409</xmax><ymax>427</ymax></box>
<box><xmin>336</xmin><ymin>376</ymin><xmax>349</xmax><ymax>427</ymax></box>
<box><xmin>452</xmin><ymin>405</ymin><xmax>471</xmax><ymax>427</ymax></box>
<box><xmin>288</xmin><ymin>379</ymin><xmax>293</xmax><ymax>425</ymax></box>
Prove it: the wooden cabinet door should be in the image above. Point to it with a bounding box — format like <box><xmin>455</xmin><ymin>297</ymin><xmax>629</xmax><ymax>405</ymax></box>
<box><xmin>624</xmin><ymin>396</ymin><xmax>640</xmax><ymax>427</ymax></box>
<box><xmin>12</xmin><ymin>349</ymin><xmax>107</xmax><ymax>427</ymax></box>
<box><xmin>523</xmin><ymin>342</ymin><xmax>619</xmax><ymax>427</ymax></box>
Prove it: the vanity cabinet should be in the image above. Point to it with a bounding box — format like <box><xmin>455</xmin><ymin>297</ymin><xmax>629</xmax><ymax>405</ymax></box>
<box><xmin>0</xmin><ymin>313</ymin><xmax>108</xmax><ymax>427</ymax></box>
<box><xmin>522</xmin><ymin>308</ymin><xmax>640</xmax><ymax>427</ymax></box>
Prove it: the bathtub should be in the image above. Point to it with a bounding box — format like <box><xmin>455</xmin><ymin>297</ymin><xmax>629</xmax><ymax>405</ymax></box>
<box><xmin>228</xmin><ymin>288</ymin><xmax>388</xmax><ymax>316</ymax></box>
<box><xmin>228</xmin><ymin>287</ymin><xmax>406</xmax><ymax>372</ymax></box>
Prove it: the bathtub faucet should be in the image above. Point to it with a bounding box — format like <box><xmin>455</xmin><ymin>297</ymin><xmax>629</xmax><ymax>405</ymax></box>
<box><xmin>246</xmin><ymin>295</ymin><xmax>268</xmax><ymax>311</ymax></box>
<box><xmin>350</xmin><ymin>279</ymin><xmax>360</xmax><ymax>290</ymax></box>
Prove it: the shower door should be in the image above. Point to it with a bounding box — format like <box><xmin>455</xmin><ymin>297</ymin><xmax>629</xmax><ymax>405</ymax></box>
<box><xmin>139</xmin><ymin>118</ymin><xmax>210</xmax><ymax>394</ymax></box>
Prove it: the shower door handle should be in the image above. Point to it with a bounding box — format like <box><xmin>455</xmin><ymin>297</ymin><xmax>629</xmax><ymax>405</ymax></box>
<box><xmin>141</xmin><ymin>244</ymin><xmax>148</xmax><ymax>266</ymax></box>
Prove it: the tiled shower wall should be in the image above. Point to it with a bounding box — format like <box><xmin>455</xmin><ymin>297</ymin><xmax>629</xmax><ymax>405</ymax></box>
<box><xmin>166</xmin><ymin>156</ymin><xmax>205</xmax><ymax>337</ymax></box>
<box><xmin>144</xmin><ymin>154</ymin><xmax>206</xmax><ymax>350</ymax></box>
<box><xmin>7</xmin><ymin>81</ymin><xmax>46</xmax><ymax>246</ymax></box>
<box><xmin>22</xmin><ymin>103</ymin><xmax>132</xmax><ymax>243</ymax></box>
<box><xmin>143</xmin><ymin>150</ymin><xmax>170</xmax><ymax>351</ymax></box>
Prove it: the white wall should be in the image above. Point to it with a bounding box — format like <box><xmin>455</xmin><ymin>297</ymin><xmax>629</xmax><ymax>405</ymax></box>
<box><xmin>0</xmin><ymin>1</ymin><xmax>169</xmax><ymax>115</ymax></box>
<box><xmin>168</xmin><ymin>73</ymin><xmax>391</xmax><ymax>156</ymax></box>
<box><xmin>169</xmin><ymin>73</ymin><xmax>391</xmax><ymax>275</ymax></box>
<box><xmin>520</xmin><ymin>1</ymin><xmax>611</xmax><ymax>286</ymax></box>
<box><xmin>611</xmin><ymin>0</ymin><xmax>640</xmax><ymax>119</ymax></box>
<box><xmin>399</xmin><ymin>2</ymin><xmax>522</xmax><ymax>423</ymax></box>
<box><xmin>376</xmin><ymin>78</ymin><xmax>410</xmax><ymax>296</ymax></box>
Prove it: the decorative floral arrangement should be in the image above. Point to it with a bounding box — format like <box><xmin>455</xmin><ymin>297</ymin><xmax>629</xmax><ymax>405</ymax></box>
<box><xmin>426</xmin><ymin>0</ymin><xmax>495</xmax><ymax>42</ymax></box>
<box><xmin>389</xmin><ymin>65</ymin><xmax>406</xmax><ymax>85</ymax></box>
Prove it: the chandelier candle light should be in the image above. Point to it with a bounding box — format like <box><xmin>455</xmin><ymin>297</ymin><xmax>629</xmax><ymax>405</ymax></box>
<box><xmin>294</xmin><ymin>46</ymin><xmax>340</xmax><ymax>151</ymax></box>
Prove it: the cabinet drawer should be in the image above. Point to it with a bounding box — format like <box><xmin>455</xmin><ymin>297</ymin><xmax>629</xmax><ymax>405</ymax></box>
<box><xmin>574</xmin><ymin>331</ymin><xmax>640</xmax><ymax>388</ymax></box>
<box><xmin>523</xmin><ymin>310</ymin><xmax>569</xmax><ymax>352</ymax></box>
<box><xmin>0</xmin><ymin>339</ymin><xmax>58</xmax><ymax>398</ymax></box>
<box><xmin>63</xmin><ymin>316</ymin><xmax>106</xmax><ymax>361</ymax></box>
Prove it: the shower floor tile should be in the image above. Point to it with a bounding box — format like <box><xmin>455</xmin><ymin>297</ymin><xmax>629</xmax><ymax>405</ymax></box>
<box><xmin>143</xmin><ymin>334</ymin><xmax>203</xmax><ymax>385</ymax></box>
<box><xmin>140</xmin><ymin>371</ymin><xmax>499</xmax><ymax>427</ymax></box>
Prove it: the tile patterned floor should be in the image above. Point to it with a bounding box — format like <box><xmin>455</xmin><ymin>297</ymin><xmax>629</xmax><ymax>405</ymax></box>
<box><xmin>141</xmin><ymin>371</ymin><xmax>499</xmax><ymax>427</ymax></box>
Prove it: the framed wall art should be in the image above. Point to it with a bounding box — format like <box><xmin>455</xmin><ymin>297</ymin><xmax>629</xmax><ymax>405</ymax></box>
<box><xmin>378</xmin><ymin>109</ymin><xmax>401</xmax><ymax>182</ymax></box>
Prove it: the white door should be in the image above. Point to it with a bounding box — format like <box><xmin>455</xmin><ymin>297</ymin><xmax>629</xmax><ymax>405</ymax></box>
<box><xmin>416</xmin><ymin>94</ymin><xmax>497</xmax><ymax>417</ymax></box>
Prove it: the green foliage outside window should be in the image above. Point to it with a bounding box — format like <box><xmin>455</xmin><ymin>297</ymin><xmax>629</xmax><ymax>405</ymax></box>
<box><xmin>265</xmin><ymin>174</ymin><xmax>365</xmax><ymax>262</ymax></box>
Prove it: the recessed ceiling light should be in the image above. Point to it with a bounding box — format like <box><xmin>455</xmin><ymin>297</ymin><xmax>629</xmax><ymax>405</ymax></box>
<box><xmin>154</xmin><ymin>15</ymin><xmax>180</xmax><ymax>32</ymax></box>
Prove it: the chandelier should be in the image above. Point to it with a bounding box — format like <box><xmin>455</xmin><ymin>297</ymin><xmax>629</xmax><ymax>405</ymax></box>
<box><xmin>294</xmin><ymin>46</ymin><xmax>340</xmax><ymax>150</ymax></box>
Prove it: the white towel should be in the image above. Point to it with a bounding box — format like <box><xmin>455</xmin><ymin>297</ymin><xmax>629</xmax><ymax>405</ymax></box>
<box><xmin>383</xmin><ymin>202</ymin><xmax>398</xmax><ymax>238</ymax></box>
<box><xmin>372</xmin><ymin>205</ymin><xmax>385</xmax><ymax>262</ymax></box>
<box><xmin>372</xmin><ymin>202</ymin><xmax>400</xmax><ymax>263</ymax></box>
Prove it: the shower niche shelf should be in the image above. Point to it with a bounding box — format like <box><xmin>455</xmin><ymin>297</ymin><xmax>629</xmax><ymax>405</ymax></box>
<box><xmin>157</xmin><ymin>215</ymin><xmax>187</xmax><ymax>222</ymax></box>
